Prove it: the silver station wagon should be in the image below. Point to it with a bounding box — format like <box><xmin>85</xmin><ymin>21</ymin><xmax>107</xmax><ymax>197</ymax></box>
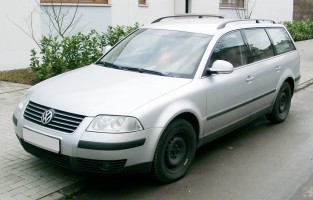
<box><xmin>13</xmin><ymin>15</ymin><xmax>300</xmax><ymax>183</ymax></box>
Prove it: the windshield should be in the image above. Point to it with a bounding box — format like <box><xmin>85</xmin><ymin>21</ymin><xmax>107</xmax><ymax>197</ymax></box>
<box><xmin>98</xmin><ymin>29</ymin><xmax>212</xmax><ymax>78</ymax></box>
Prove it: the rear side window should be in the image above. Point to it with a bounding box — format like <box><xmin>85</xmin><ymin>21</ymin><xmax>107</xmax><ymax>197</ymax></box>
<box><xmin>209</xmin><ymin>31</ymin><xmax>248</xmax><ymax>68</ymax></box>
<box><xmin>266</xmin><ymin>28</ymin><xmax>296</xmax><ymax>55</ymax></box>
<box><xmin>244</xmin><ymin>29</ymin><xmax>274</xmax><ymax>62</ymax></box>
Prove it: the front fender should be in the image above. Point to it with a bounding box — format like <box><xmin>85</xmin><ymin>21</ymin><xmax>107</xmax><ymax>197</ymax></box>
<box><xmin>131</xmin><ymin>80</ymin><xmax>207</xmax><ymax>136</ymax></box>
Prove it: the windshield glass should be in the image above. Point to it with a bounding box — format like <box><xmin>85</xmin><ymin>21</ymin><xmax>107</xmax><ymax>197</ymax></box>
<box><xmin>99</xmin><ymin>29</ymin><xmax>212</xmax><ymax>78</ymax></box>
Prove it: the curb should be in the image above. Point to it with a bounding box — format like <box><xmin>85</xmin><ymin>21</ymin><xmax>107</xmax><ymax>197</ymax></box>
<box><xmin>296</xmin><ymin>78</ymin><xmax>313</xmax><ymax>91</ymax></box>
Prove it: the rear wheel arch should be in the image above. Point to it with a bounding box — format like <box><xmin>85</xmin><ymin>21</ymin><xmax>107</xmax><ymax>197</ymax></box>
<box><xmin>285</xmin><ymin>77</ymin><xmax>295</xmax><ymax>96</ymax></box>
<box><xmin>267</xmin><ymin>81</ymin><xmax>292</xmax><ymax>123</ymax></box>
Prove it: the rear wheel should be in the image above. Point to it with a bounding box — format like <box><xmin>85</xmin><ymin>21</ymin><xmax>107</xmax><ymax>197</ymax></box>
<box><xmin>152</xmin><ymin>119</ymin><xmax>197</xmax><ymax>183</ymax></box>
<box><xmin>266</xmin><ymin>82</ymin><xmax>292</xmax><ymax>123</ymax></box>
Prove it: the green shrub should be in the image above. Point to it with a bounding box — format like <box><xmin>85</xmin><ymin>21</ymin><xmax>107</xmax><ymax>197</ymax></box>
<box><xmin>283</xmin><ymin>20</ymin><xmax>313</xmax><ymax>41</ymax></box>
<box><xmin>104</xmin><ymin>22</ymin><xmax>140</xmax><ymax>46</ymax></box>
<box><xmin>30</xmin><ymin>23</ymin><xmax>140</xmax><ymax>81</ymax></box>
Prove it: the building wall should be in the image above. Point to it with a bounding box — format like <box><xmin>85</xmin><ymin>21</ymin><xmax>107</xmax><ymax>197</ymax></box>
<box><xmin>191</xmin><ymin>0</ymin><xmax>219</xmax><ymax>15</ymax></box>
<box><xmin>219</xmin><ymin>0</ymin><xmax>293</xmax><ymax>22</ymax></box>
<box><xmin>174</xmin><ymin>0</ymin><xmax>186</xmax><ymax>15</ymax></box>
<box><xmin>40</xmin><ymin>4</ymin><xmax>112</xmax><ymax>36</ymax></box>
<box><xmin>294</xmin><ymin>0</ymin><xmax>313</xmax><ymax>20</ymax></box>
<box><xmin>251</xmin><ymin>0</ymin><xmax>293</xmax><ymax>22</ymax></box>
<box><xmin>0</xmin><ymin>0</ymin><xmax>297</xmax><ymax>71</ymax></box>
<box><xmin>0</xmin><ymin>0</ymin><xmax>40</xmax><ymax>71</ymax></box>
<box><xmin>111</xmin><ymin>0</ymin><xmax>175</xmax><ymax>26</ymax></box>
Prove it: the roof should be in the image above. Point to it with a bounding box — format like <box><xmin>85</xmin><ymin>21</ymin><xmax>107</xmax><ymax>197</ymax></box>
<box><xmin>143</xmin><ymin>18</ymin><xmax>225</xmax><ymax>35</ymax></box>
<box><xmin>142</xmin><ymin>16</ymin><xmax>284</xmax><ymax>35</ymax></box>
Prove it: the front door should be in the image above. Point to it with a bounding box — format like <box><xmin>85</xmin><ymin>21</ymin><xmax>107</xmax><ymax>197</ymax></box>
<box><xmin>203</xmin><ymin>30</ymin><xmax>254</xmax><ymax>136</ymax></box>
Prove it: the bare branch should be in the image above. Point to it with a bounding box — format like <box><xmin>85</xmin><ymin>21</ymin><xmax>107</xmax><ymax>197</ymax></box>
<box><xmin>67</xmin><ymin>15</ymin><xmax>82</xmax><ymax>35</ymax></box>
<box><xmin>36</xmin><ymin>0</ymin><xmax>81</xmax><ymax>38</ymax></box>
<box><xmin>7</xmin><ymin>5</ymin><xmax>41</xmax><ymax>48</ymax></box>
<box><xmin>62</xmin><ymin>2</ymin><xmax>79</xmax><ymax>36</ymax></box>
<box><xmin>248</xmin><ymin>0</ymin><xmax>257</xmax><ymax>19</ymax></box>
<box><xmin>40</xmin><ymin>4</ymin><xmax>62</xmax><ymax>37</ymax></box>
<box><xmin>232</xmin><ymin>0</ymin><xmax>257</xmax><ymax>19</ymax></box>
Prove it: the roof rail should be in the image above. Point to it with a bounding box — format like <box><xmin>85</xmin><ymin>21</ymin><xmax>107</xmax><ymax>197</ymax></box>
<box><xmin>217</xmin><ymin>19</ymin><xmax>276</xmax><ymax>29</ymax></box>
<box><xmin>152</xmin><ymin>14</ymin><xmax>224</xmax><ymax>24</ymax></box>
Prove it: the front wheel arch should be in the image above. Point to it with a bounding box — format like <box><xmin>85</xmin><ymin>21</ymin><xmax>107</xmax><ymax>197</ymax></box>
<box><xmin>172</xmin><ymin>112</ymin><xmax>200</xmax><ymax>142</ymax></box>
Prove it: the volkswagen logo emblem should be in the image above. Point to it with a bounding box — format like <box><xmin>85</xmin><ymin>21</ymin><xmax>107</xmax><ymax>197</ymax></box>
<box><xmin>41</xmin><ymin>109</ymin><xmax>55</xmax><ymax>125</ymax></box>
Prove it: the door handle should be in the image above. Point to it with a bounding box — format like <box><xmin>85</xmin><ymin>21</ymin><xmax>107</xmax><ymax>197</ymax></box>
<box><xmin>246</xmin><ymin>76</ymin><xmax>254</xmax><ymax>82</ymax></box>
<box><xmin>275</xmin><ymin>66</ymin><xmax>282</xmax><ymax>71</ymax></box>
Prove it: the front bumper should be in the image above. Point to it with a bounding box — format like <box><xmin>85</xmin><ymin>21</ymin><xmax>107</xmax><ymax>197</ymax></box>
<box><xmin>14</xmin><ymin>113</ymin><xmax>163</xmax><ymax>174</ymax></box>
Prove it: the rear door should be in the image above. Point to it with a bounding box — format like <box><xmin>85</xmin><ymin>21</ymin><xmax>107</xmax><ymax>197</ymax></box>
<box><xmin>242</xmin><ymin>28</ymin><xmax>279</xmax><ymax>114</ymax></box>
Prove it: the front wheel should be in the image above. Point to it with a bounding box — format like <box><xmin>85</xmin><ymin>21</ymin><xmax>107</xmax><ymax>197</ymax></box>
<box><xmin>152</xmin><ymin>119</ymin><xmax>197</xmax><ymax>183</ymax></box>
<box><xmin>266</xmin><ymin>82</ymin><xmax>292</xmax><ymax>123</ymax></box>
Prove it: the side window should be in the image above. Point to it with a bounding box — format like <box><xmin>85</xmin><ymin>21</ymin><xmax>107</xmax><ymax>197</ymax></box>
<box><xmin>244</xmin><ymin>29</ymin><xmax>274</xmax><ymax>62</ymax></box>
<box><xmin>267</xmin><ymin>28</ymin><xmax>296</xmax><ymax>55</ymax></box>
<box><xmin>209</xmin><ymin>31</ymin><xmax>247</xmax><ymax>68</ymax></box>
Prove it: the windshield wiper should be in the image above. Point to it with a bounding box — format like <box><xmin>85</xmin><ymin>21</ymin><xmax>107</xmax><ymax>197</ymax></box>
<box><xmin>123</xmin><ymin>67</ymin><xmax>170</xmax><ymax>77</ymax></box>
<box><xmin>95</xmin><ymin>61</ymin><xmax>123</xmax><ymax>70</ymax></box>
<box><xmin>96</xmin><ymin>61</ymin><xmax>170</xmax><ymax>77</ymax></box>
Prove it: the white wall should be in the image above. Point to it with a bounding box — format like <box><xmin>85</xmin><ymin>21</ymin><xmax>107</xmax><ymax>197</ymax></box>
<box><xmin>111</xmin><ymin>0</ymin><xmax>175</xmax><ymax>26</ymax></box>
<box><xmin>251</xmin><ymin>0</ymin><xmax>293</xmax><ymax>22</ymax></box>
<box><xmin>174</xmin><ymin>0</ymin><xmax>186</xmax><ymax>15</ymax></box>
<box><xmin>191</xmin><ymin>0</ymin><xmax>219</xmax><ymax>15</ymax></box>
<box><xmin>220</xmin><ymin>0</ymin><xmax>293</xmax><ymax>21</ymax></box>
<box><xmin>0</xmin><ymin>0</ymin><xmax>40</xmax><ymax>71</ymax></box>
<box><xmin>41</xmin><ymin>5</ymin><xmax>112</xmax><ymax>36</ymax></box>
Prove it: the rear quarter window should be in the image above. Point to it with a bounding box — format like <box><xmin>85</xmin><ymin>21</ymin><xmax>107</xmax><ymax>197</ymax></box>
<box><xmin>266</xmin><ymin>28</ymin><xmax>296</xmax><ymax>55</ymax></box>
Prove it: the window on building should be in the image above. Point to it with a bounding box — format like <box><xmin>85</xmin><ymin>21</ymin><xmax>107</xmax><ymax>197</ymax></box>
<box><xmin>219</xmin><ymin>0</ymin><xmax>244</xmax><ymax>8</ymax></box>
<box><xmin>138</xmin><ymin>0</ymin><xmax>147</xmax><ymax>5</ymax></box>
<box><xmin>40</xmin><ymin>0</ymin><xmax>108</xmax><ymax>4</ymax></box>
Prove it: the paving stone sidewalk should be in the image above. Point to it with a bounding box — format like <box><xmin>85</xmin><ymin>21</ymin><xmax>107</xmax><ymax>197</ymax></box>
<box><xmin>0</xmin><ymin>82</ymin><xmax>84</xmax><ymax>200</ymax></box>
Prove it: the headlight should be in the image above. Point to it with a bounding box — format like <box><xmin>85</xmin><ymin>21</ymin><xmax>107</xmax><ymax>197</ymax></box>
<box><xmin>17</xmin><ymin>88</ymin><xmax>33</xmax><ymax>111</ymax></box>
<box><xmin>17</xmin><ymin>98</ymin><xmax>28</xmax><ymax>111</ymax></box>
<box><xmin>86</xmin><ymin>115</ymin><xmax>143</xmax><ymax>133</ymax></box>
<box><xmin>13</xmin><ymin>98</ymin><xmax>28</xmax><ymax>125</ymax></box>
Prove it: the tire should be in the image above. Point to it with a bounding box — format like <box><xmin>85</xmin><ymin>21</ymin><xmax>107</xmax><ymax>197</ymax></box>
<box><xmin>151</xmin><ymin>119</ymin><xmax>197</xmax><ymax>183</ymax></box>
<box><xmin>266</xmin><ymin>82</ymin><xmax>292</xmax><ymax>123</ymax></box>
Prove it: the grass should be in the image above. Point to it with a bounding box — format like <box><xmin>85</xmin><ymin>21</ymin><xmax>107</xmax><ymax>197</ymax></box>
<box><xmin>0</xmin><ymin>68</ymin><xmax>39</xmax><ymax>85</ymax></box>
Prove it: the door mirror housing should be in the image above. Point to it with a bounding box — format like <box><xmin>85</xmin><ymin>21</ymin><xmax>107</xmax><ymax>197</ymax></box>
<box><xmin>102</xmin><ymin>45</ymin><xmax>112</xmax><ymax>55</ymax></box>
<box><xmin>208</xmin><ymin>60</ymin><xmax>234</xmax><ymax>75</ymax></box>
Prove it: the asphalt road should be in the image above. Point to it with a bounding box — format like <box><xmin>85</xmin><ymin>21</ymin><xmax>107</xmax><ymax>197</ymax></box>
<box><xmin>71</xmin><ymin>84</ymin><xmax>313</xmax><ymax>200</ymax></box>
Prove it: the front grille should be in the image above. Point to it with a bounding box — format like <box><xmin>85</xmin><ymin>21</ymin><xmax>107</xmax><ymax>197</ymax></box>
<box><xmin>24</xmin><ymin>101</ymin><xmax>85</xmax><ymax>133</ymax></box>
<box><xmin>20</xmin><ymin>140</ymin><xmax>127</xmax><ymax>173</ymax></box>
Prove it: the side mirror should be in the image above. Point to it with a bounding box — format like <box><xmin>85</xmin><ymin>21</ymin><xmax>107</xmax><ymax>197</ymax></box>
<box><xmin>209</xmin><ymin>60</ymin><xmax>234</xmax><ymax>75</ymax></box>
<box><xmin>102</xmin><ymin>45</ymin><xmax>112</xmax><ymax>55</ymax></box>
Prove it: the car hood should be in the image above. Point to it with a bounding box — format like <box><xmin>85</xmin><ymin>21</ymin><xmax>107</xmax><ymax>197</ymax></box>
<box><xmin>28</xmin><ymin>64</ymin><xmax>192</xmax><ymax>116</ymax></box>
